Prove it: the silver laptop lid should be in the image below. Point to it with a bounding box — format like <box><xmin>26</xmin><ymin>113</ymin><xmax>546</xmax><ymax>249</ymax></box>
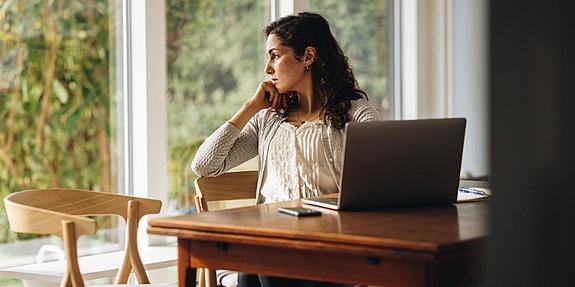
<box><xmin>337</xmin><ymin>118</ymin><xmax>466</xmax><ymax>210</ymax></box>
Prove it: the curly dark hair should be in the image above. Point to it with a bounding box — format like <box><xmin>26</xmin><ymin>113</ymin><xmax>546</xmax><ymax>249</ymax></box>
<box><xmin>264</xmin><ymin>12</ymin><xmax>368</xmax><ymax>129</ymax></box>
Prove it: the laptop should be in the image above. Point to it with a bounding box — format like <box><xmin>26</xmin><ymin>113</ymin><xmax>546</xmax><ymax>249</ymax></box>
<box><xmin>302</xmin><ymin>118</ymin><xmax>466</xmax><ymax>210</ymax></box>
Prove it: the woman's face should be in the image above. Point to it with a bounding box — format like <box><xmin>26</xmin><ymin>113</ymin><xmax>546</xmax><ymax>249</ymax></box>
<box><xmin>264</xmin><ymin>34</ymin><xmax>307</xmax><ymax>94</ymax></box>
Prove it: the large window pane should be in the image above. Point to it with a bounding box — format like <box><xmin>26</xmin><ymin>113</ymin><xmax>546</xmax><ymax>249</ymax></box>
<box><xmin>166</xmin><ymin>0</ymin><xmax>269</xmax><ymax>212</ymax></box>
<box><xmin>309</xmin><ymin>0</ymin><xmax>391</xmax><ymax>119</ymax></box>
<box><xmin>0</xmin><ymin>0</ymin><xmax>123</xmax><ymax>281</ymax></box>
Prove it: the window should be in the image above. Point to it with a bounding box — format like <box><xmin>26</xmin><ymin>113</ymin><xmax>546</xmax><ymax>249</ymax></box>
<box><xmin>165</xmin><ymin>0</ymin><xmax>393</xmax><ymax>212</ymax></box>
<box><xmin>308</xmin><ymin>0</ymin><xmax>392</xmax><ymax>119</ymax></box>
<box><xmin>166</xmin><ymin>0</ymin><xmax>269</xmax><ymax>212</ymax></box>
<box><xmin>0</xmin><ymin>0</ymin><xmax>124</xmax><ymax>279</ymax></box>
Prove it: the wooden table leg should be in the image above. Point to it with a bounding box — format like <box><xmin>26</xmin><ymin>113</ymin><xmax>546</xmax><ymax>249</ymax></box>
<box><xmin>178</xmin><ymin>238</ymin><xmax>196</xmax><ymax>287</ymax></box>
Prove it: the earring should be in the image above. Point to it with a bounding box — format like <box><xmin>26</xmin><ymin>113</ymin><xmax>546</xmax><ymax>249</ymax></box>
<box><xmin>305</xmin><ymin>65</ymin><xmax>309</xmax><ymax>72</ymax></box>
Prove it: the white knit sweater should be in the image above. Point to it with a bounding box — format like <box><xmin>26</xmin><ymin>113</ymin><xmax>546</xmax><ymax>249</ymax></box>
<box><xmin>191</xmin><ymin>97</ymin><xmax>382</xmax><ymax>203</ymax></box>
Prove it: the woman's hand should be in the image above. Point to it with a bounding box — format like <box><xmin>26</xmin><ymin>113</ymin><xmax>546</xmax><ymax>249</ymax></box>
<box><xmin>229</xmin><ymin>81</ymin><xmax>286</xmax><ymax>129</ymax></box>
<box><xmin>248</xmin><ymin>80</ymin><xmax>286</xmax><ymax>111</ymax></box>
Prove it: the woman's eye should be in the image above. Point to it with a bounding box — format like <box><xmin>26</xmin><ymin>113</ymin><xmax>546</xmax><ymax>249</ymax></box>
<box><xmin>272</xmin><ymin>54</ymin><xmax>279</xmax><ymax>59</ymax></box>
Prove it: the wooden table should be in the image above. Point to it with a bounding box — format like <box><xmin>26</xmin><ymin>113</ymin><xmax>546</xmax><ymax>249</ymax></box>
<box><xmin>147</xmin><ymin>200</ymin><xmax>488</xmax><ymax>287</ymax></box>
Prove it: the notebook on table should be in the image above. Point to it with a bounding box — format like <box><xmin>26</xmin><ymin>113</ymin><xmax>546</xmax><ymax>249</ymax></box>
<box><xmin>302</xmin><ymin>118</ymin><xmax>467</xmax><ymax>210</ymax></box>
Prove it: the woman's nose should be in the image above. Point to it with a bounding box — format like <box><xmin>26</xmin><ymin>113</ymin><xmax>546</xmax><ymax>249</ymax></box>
<box><xmin>264</xmin><ymin>61</ymin><xmax>273</xmax><ymax>75</ymax></box>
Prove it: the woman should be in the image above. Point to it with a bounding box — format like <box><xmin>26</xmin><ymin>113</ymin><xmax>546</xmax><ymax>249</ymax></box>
<box><xmin>192</xmin><ymin>12</ymin><xmax>381</xmax><ymax>287</ymax></box>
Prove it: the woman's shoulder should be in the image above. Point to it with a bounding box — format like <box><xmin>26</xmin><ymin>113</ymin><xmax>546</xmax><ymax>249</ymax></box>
<box><xmin>350</xmin><ymin>97</ymin><xmax>372</xmax><ymax>109</ymax></box>
<box><xmin>256</xmin><ymin>108</ymin><xmax>279</xmax><ymax>121</ymax></box>
<box><xmin>349</xmin><ymin>97</ymin><xmax>382</xmax><ymax>121</ymax></box>
<box><xmin>251</xmin><ymin>108</ymin><xmax>284</xmax><ymax>127</ymax></box>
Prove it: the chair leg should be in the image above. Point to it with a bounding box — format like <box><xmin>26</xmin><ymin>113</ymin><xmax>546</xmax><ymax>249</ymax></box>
<box><xmin>197</xmin><ymin>268</ymin><xmax>205</xmax><ymax>287</ymax></box>
<box><xmin>205</xmin><ymin>268</ymin><xmax>217</xmax><ymax>287</ymax></box>
<box><xmin>115</xmin><ymin>248</ymin><xmax>132</xmax><ymax>283</ymax></box>
<box><xmin>115</xmin><ymin>200</ymin><xmax>151</xmax><ymax>284</ymax></box>
<box><xmin>126</xmin><ymin>201</ymin><xmax>151</xmax><ymax>284</ymax></box>
<box><xmin>61</xmin><ymin>221</ymin><xmax>84</xmax><ymax>287</ymax></box>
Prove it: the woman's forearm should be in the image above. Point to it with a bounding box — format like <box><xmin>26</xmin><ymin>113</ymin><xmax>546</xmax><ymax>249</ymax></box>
<box><xmin>229</xmin><ymin>100</ymin><xmax>261</xmax><ymax>129</ymax></box>
<box><xmin>191</xmin><ymin>120</ymin><xmax>258</xmax><ymax>177</ymax></box>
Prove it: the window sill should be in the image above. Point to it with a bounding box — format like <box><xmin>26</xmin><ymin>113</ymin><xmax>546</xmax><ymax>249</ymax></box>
<box><xmin>0</xmin><ymin>246</ymin><xmax>176</xmax><ymax>285</ymax></box>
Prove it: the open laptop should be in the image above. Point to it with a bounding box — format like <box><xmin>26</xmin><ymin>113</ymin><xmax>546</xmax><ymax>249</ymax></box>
<box><xmin>302</xmin><ymin>118</ymin><xmax>466</xmax><ymax>210</ymax></box>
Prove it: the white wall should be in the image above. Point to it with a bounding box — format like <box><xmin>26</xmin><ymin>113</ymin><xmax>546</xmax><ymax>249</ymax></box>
<box><xmin>451</xmin><ymin>0</ymin><xmax>489</xmax><ymax>177</ymax></box>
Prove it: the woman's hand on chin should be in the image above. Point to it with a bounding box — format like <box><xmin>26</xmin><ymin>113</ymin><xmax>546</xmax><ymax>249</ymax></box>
<box><xmin>229</xmin><ymin>81</ymin><xmax>285</xmax><ymax>129</ymax></box>
<box><xmin>248</xmin><ymin>80</ymin><xmax>287</xmax><ymax>111</ymax></box>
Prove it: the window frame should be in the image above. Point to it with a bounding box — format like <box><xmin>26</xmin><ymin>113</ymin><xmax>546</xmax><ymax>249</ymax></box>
<box><xmin>124</xmin><ymin>0</ymin><xmax>168</xmax><ymax>246</ymax></box>
<box><xmin>399</xmin><ymin>0</ymin><xmax>453</xmax><ymax>119</ymax></box>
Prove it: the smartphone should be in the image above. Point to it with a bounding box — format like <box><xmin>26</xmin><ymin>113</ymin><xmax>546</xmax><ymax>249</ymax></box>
<box><xmin>277</xmin><ymin>207</ymin><xmax>321</xmax><ymax>217</ymax></box>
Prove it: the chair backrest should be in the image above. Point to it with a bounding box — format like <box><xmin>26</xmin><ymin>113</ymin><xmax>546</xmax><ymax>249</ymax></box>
<box><xmin>4</xmin><ymin>188</ymin><xmax>162</xmax><ymax>287</ymax></box>
<box><xmin>193</xmin><ymin>171</ymin><xmax>258</xmax><ymax>287</ymax></box>
<box><xmin>193</xmin><ymin>170</ymin><xmax>258</xmax><ymax>213</ymax></box>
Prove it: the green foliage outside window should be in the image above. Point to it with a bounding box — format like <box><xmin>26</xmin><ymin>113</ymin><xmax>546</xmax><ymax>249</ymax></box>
<box><xmin>0</xmin><ymin>0</ymin><xmax>117</xmax><ymax>244</ymax></box>
<box><xmin>166</xmin><ymin>0</ymin><xmax>269</xmax><ymax>209</ymax></box>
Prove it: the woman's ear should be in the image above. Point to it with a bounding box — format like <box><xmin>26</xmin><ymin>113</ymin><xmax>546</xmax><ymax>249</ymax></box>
<box><xmin>303</xmin><ymin>46</ymin><xmax>317</xmax><ymax>66</ymax></box>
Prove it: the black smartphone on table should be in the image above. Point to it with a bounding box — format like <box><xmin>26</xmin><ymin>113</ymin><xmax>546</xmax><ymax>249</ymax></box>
<box><xmin>277</xmin><ymin>207</ymin><xmax>321</xmax><ymax>217</ymax></box>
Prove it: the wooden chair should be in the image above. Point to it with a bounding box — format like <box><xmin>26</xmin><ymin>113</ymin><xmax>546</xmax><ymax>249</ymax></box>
<box><xmin>3</xmin><ymin>188</ymin><xmax>164</xmax><ymax>287</ymax></box>
<box><xmin>194</xmin><ymin>170</ymin><xmax>258</xmax><ymax>287</ymax></box>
